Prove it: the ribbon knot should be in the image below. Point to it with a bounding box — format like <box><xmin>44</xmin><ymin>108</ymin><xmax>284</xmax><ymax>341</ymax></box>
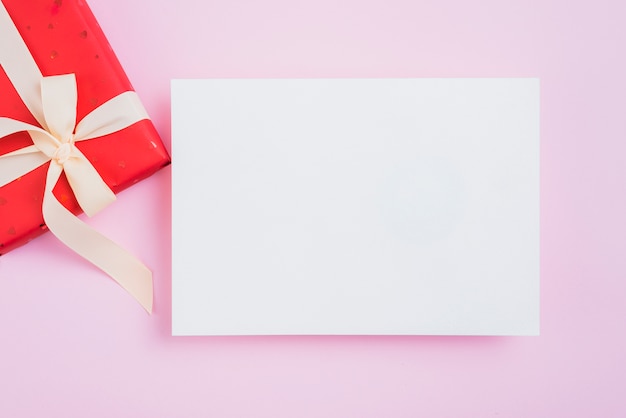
<box><xmin>53</xmin><ymin>141</ymin><xmax>73</xmax><ymax>165</ymax></box>
<box><xmin>0</xmin><ymin>0</ymin><xmax>158</xmax><ymax>312</ymax></box>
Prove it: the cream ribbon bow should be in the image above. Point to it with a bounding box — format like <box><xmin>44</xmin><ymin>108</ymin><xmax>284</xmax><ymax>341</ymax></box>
<box><xmin>0</xmin><ymin>2</ymin><xmax>153</xmax><ymax>312</ymax></box>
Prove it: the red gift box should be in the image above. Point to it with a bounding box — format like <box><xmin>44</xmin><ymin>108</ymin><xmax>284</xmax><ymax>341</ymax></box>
<box><xmin>0</xmin><ymin>0</ymin><xmax>170</xmax><ymax>311</ymax></box>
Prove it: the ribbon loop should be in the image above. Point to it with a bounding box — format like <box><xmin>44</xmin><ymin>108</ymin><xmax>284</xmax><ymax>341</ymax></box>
<box><xmin>41</xmin><ymin>74</ymin><xmax>77</xmax><ymax>143</ymax></box>
<box><xmin>75</xmin><ymin>91</ymin><xmax>150</xmax><ymax>141</ymax></box>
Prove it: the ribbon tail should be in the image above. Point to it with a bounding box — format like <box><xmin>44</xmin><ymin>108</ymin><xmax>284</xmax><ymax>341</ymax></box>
<box><xmin>42</xmin><ymin>163</ymin><xmax>153</xmax><ymax>313</ymax></box>
<box><xmin>64</xmin><ymin>147</ymin><xmax>117</xmax><ymax>217</ymax></box>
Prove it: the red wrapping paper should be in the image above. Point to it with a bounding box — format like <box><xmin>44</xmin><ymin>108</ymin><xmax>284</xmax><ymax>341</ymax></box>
<box><xmin>0</xmin><ymin>0</ymin><xmax>170</xmax><ymax>255</ymax></box>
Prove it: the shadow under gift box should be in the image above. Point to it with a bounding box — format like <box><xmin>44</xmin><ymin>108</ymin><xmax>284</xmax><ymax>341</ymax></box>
<box><xmin>0</xmin><ymin>0</ymin><xmax>170</xmax><ymax>255</ymax></box>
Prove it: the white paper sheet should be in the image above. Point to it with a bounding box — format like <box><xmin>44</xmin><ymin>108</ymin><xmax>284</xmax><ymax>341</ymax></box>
<box><xmin>171</xmin><ymin>78</ymin><xmax>539</xmax><ymax>336</ymax></box>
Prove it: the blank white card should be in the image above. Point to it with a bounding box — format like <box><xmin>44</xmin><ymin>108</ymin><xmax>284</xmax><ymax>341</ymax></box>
<box><xmin>171</xmin><ymin>78</ymin><xmax>539</xmax><ymax>336</ymax></box>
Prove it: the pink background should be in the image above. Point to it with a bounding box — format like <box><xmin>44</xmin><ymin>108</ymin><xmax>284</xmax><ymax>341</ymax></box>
<box><xmin>1</xmin><ymin>0</ymin><xmax>625</xmax><ymax>416</ymax></box>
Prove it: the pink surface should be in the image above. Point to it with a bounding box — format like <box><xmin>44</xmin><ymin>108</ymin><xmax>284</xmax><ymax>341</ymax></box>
<box><xmin>0</xmin><ymin>0</ymin><xmax>624</xmax><ymax>416</ymax></box>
